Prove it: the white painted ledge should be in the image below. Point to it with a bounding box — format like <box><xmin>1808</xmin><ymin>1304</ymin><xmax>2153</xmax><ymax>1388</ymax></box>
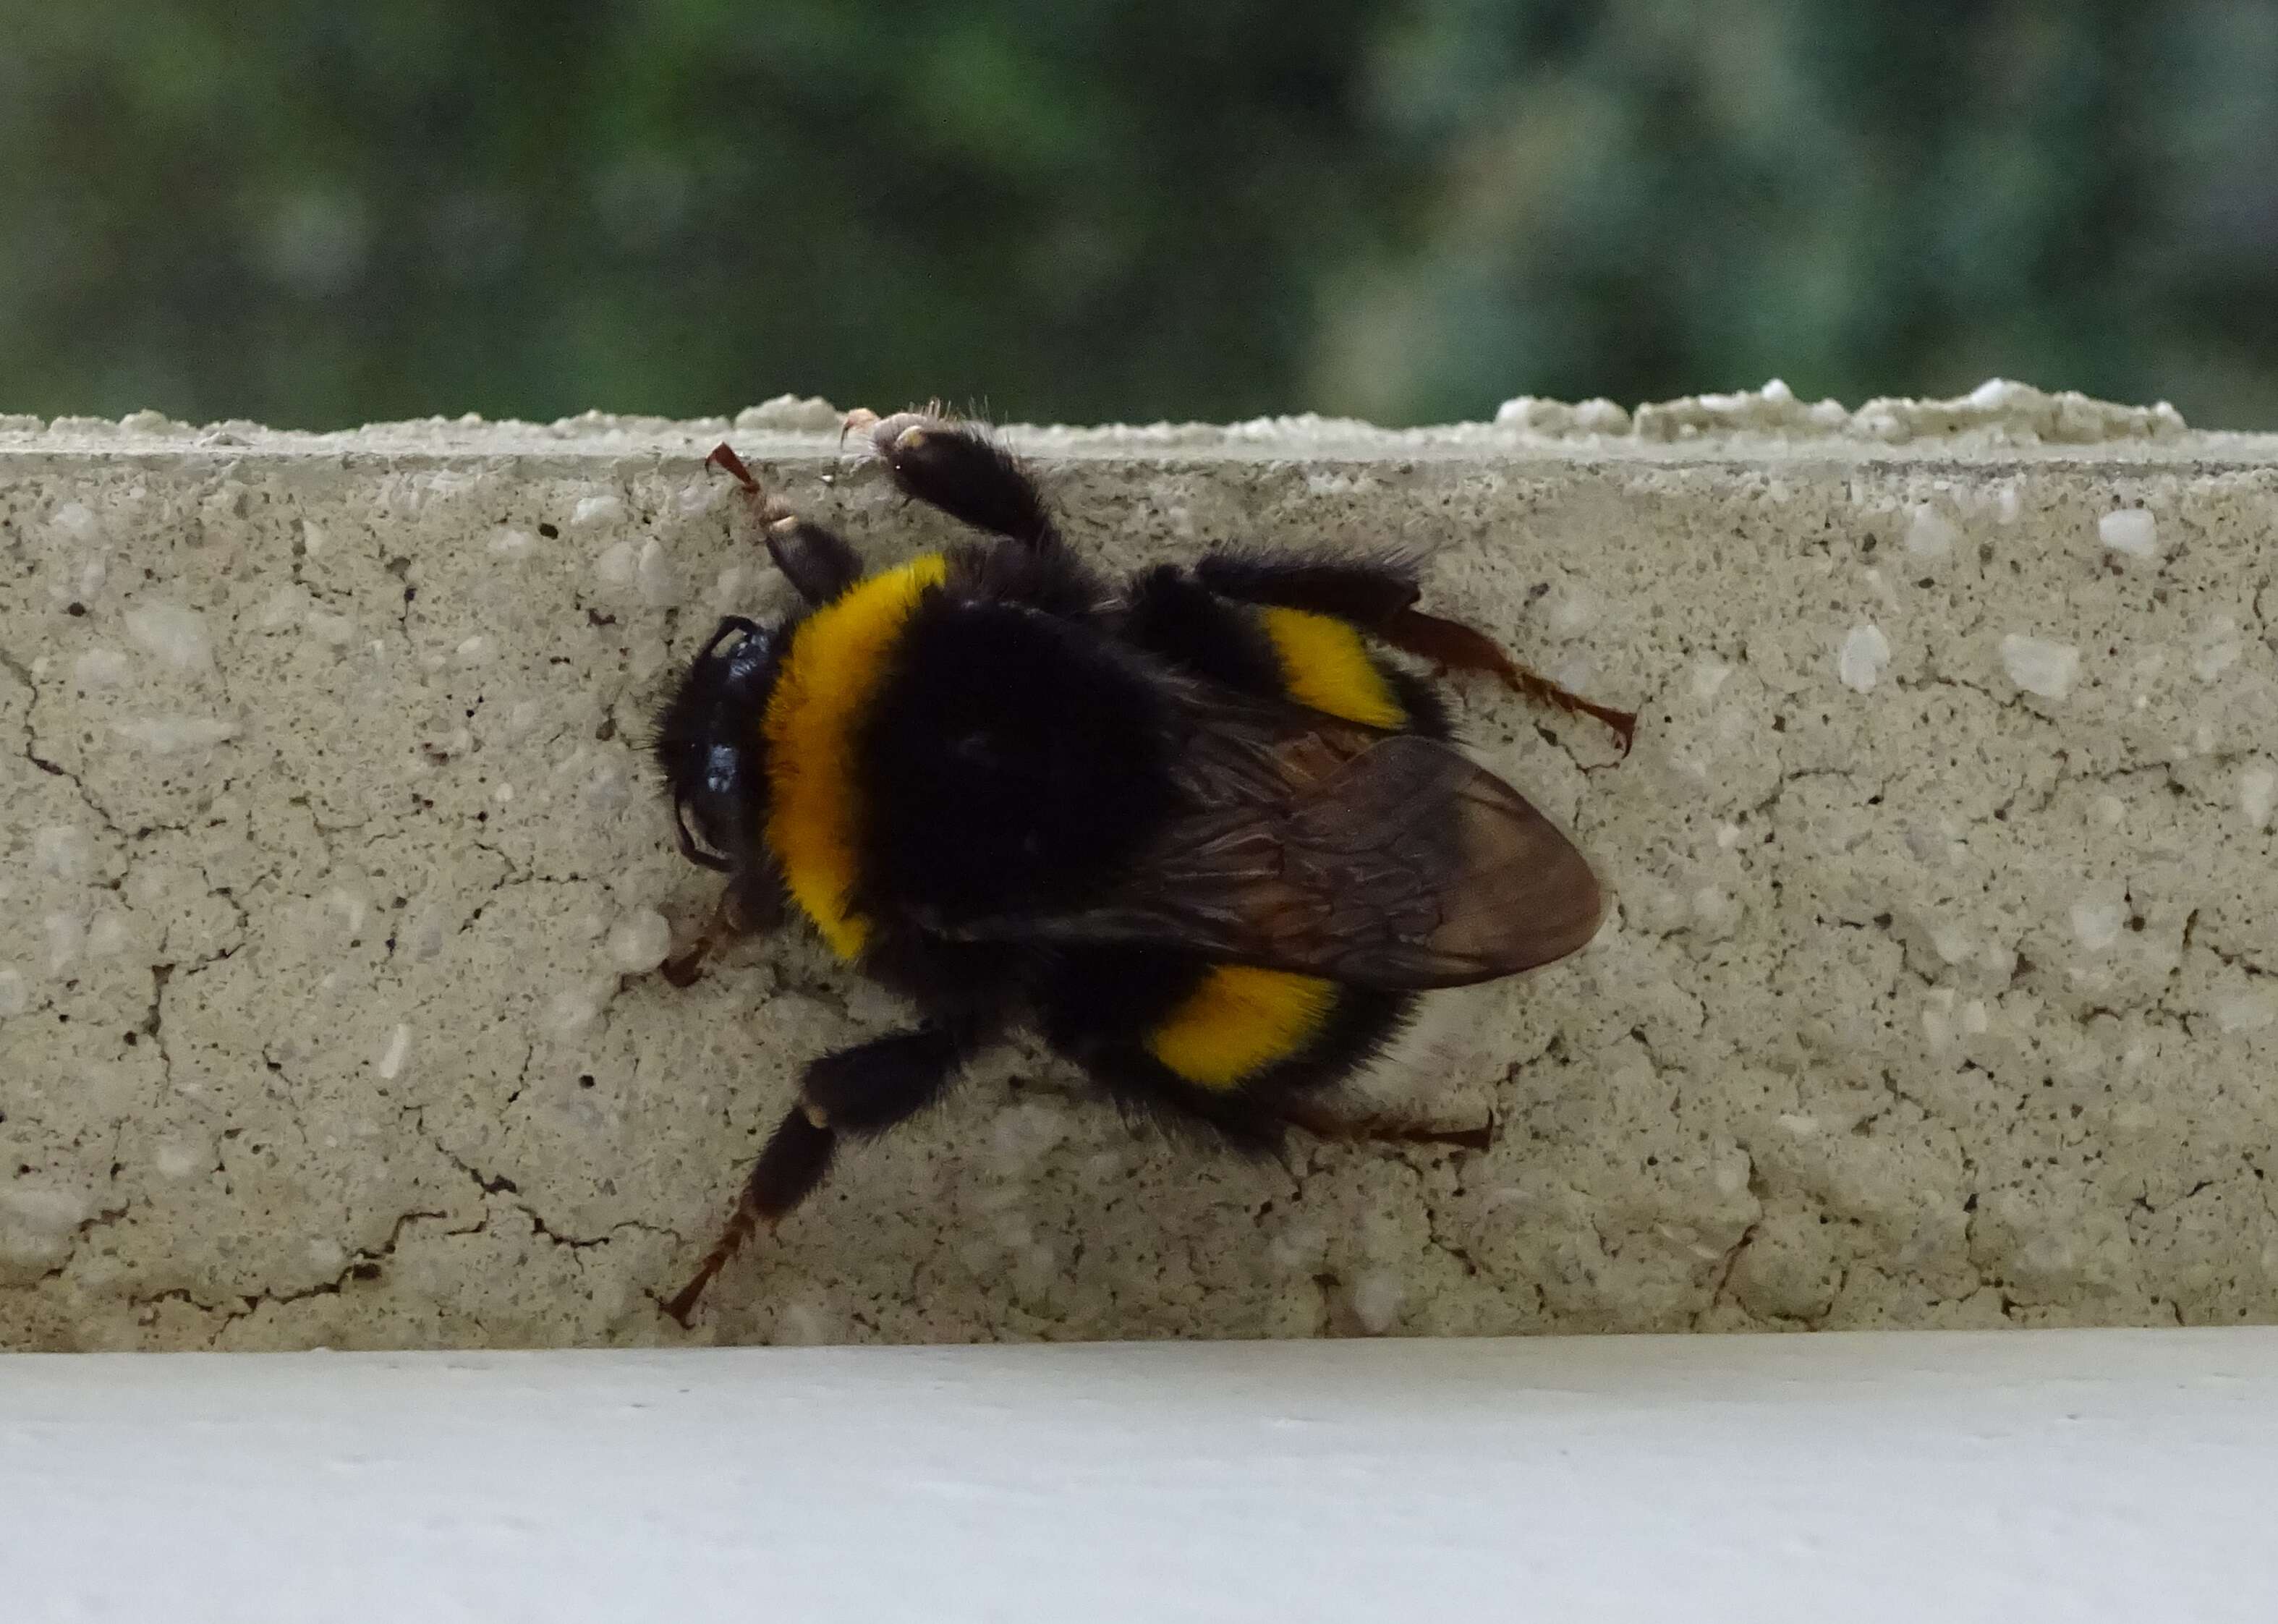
<box><xmin>4</xmin><ymin>1329</ymin><xmax>2274</xmax><ymax>1623</ymax></box>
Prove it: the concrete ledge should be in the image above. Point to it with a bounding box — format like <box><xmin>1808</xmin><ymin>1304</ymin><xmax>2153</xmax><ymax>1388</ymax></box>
<box><xmin>6</xmin><ymin>1332</ymin><xmax>2276</xmax><ymax>1620</ymax></box>
<box><xmin>3</xmin><ymin>385</ymin><xmax>2277</xmax><ymax>1351</ymax></box>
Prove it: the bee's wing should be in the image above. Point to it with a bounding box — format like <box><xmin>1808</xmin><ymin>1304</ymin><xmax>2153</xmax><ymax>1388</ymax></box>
<box><xmin>947</xmin><ymin>700</ymin><xmax>1605</xmax><ymax>990</ymax></box>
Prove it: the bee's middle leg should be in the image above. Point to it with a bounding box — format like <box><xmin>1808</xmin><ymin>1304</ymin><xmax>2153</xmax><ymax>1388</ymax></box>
<box><xmin>841</xmin><ymin>407</ymin><xmax>1064</xmax><ymax>553</ymax></box>
<box><xmin>661</xmin><ymin>1102</ymin><xmax>837</xmax><ymax>1326</ymax></box>
<box><xmin>660</xmin><ymin>873</ymin><xmax>783</xmax><ymax>988</ymax></box>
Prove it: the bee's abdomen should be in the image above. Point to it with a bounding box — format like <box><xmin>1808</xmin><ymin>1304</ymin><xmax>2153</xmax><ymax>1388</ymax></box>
<box><xmin>1254</xmin><ymin>603</ymin><xmax>1452</xmax><ymax>740</ymax></box>
<box><xmin>1040</xmin><ymin>948</ymin><xmax>1412</xmax><ymax>1113</ymax></box>
<box><xmin>1028</xmin><ymin>565</ymin><xmax>1442</xmax><ymax>1116</ymax></box>
<box><xmin>1145</xmin><ymin>965</ymin><xmax>1338</xmax><ymax>1088</ymax></box>
<box><xmin>1255</xmin><ymin>608</ymin><xmax>1405</xmax><ymax>728</ymax></box>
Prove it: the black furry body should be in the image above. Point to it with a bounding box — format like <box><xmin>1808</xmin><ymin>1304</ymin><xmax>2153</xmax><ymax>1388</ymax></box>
<box><xmin>648</xmin><ymin>415</ymin><xmax>1611</xmax><ymax>1319</ymax></box>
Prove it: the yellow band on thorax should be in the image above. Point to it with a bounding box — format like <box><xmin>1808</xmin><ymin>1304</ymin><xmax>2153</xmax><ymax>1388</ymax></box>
<box><xmin>762</xmin><ymin>555</ymin><xmax>948</xmax><ymax>959</ymax></box>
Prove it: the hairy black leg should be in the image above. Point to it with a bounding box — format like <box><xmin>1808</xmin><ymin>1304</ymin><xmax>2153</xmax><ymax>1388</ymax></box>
<box><xmin>1193</xmin><ymin>550</ymin><xmax>1425</xmax><ymax>624</ymax></box>
<box><xmin>799</xmin><ymin>1022</ymin><xmax>972</xmax><ymax>1135</ymax></box>
<box><xmin>842</xmin><ymin>408</ymin><xmax>1063</xmax><ymax>553</ymax></box>
<box><xmin>707</xmin><ymin>441</ymin><xmax>863</xmax><ymax>605</ymax></box>
<box><xmin>662</xmin><ymin>1106</ymin><xmax>836</xmax><ymax>1326</ymax></box>
<box><xmin>1194</xmin><ymin>547</ymin><xmax>1636</xmax><ymax>754</ymax></box>
<box><xmin>660</xmin><ymin>1024</ymin><xmax>979</xmax><ymax>1323</ymax></box>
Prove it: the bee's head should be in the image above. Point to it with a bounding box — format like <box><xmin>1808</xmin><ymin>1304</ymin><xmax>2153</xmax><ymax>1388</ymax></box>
<box><xmin>651</xmin><ymin>615</ymin><xmax>785</xmax><ymax>872</ymax></box>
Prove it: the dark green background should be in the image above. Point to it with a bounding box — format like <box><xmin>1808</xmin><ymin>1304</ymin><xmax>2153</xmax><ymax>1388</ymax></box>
<box><xmin>7</xmin><ymin>2</ymin><xmax>2275</xmax><ymax>429</ymax></box>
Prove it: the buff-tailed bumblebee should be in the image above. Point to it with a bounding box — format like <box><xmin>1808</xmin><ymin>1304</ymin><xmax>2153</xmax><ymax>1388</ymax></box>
<box><xmin>649</xmin><ymin>409</ymin><xmax>1632</xmax><ymax>1322</ymax></box>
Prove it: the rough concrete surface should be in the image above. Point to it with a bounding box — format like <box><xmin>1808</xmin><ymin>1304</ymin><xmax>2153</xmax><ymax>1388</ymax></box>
<box><xmin>3</xmin><ymin>382</ymin><xmax>2277</xmax><ymax>1351</ymax></box>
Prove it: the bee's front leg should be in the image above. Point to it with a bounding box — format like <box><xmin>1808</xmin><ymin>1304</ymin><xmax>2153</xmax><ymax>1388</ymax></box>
<box><xmin>659</xmin><ymin>872</ymin><xmax>783</xmax><ymax>989</ymax></box>
<box><xmin>706</xmin><ymin>441</ymin><xmax>862</xmax><ymax>605</ymax></box>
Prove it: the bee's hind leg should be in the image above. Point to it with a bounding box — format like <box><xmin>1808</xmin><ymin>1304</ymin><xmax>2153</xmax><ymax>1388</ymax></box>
<box><xmin>1275</xmin><ymin>1097</ymin><xmax>1496</xmax><ymax>1154</ymax></box>
<box><xmin>1193</xmin><ymin>550</ymin><xmax>1427</xmax><ymax>624</ymax></box>
<box><xmin>661</xmin><ymin>1102</ymin><xmax>837</xmax><ymax>1326</ymax></box>
<box><xmin>660</xmin><ymin>1022</ymin><xmax>977</xmax><ymax>1324</ymax></box>
<box><xmin>705</xmin><ymin>441</ymin><xmax>862</xmax><ymax>606</ymax></box>
<box><xmin>1376</xmin><ymin>605</ymin><xmax>1636</xmax><ymax>754</ymax></box>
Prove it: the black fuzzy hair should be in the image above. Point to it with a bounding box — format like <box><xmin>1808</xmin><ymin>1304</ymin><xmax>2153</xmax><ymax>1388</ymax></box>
<box><xmin>854</xmin><ymin>595</ymin><xmax>1182</xmax><ymax>927</ymax></box>
<box><xmin>882</xmin><ymin>418</ymin><xmax>1061</xmax><ymax>549</ymax></box>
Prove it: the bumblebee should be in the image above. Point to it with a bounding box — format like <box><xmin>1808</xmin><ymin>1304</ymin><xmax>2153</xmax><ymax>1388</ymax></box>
<box><xmin>650</xmin><ymin>409</ymin><xmax>1631</xmax><ymax>1322</ymax></box>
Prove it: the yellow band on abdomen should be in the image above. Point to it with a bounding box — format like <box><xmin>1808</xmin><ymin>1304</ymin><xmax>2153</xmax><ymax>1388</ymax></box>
<box><xmin>1259</xmin><ymin>606</ymin><xmax>1406</xmax><ymax>728</ymax></box>
<box><xmin>1147</xmin><ymin>964</ymin><xmax>1335</xmax><ymax>1089</ymax></box>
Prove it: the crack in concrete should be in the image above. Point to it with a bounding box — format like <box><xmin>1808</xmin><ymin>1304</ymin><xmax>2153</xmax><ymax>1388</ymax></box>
<box><xmin>3</xmin><ymin>645</ymin><xmax>128</xmax><ymax>843</ymax></box>
<box><xmin>12</xmin><ymin>1202</ymin><xmax>135</xmax><ymax>1292</ymax></box>
<box><xmin>122</xmin><ymin>1205</ymin><xmax>487</xmax><ymax>1347</ymax></box>
<box><xmin>415</xmin><ymin>1108</ymin><xmax>682</xmax><ymax>1255</ymax></box>
<box><xmin>1693</xmin><ymin>1218</ymin><xmax>1760</xmax><ymax>1331</ymax></box>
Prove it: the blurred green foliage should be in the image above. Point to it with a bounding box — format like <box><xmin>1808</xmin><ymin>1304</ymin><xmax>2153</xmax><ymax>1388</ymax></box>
<box><xmin>5</xmin><ymin>1</ymin><xmax>2277</xmax><ymax>428</ymax></box>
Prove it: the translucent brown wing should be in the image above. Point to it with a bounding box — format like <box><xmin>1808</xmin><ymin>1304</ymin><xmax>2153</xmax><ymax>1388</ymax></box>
<box><xmin>934</xmin><ymin>696</ymin><xmax>1605</xmax><ymax>989</ymax></box>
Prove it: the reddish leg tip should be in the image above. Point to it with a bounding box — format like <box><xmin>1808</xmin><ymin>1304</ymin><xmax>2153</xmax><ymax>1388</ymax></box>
<box><xmin>661</xmin><ymin>1275</ymin><xmax>710</xmax><ymax>1327</ymax></box>
<box><xmin>705</xmin><ymin>442</ymin><xmax>760</xmax><ymax>491</ymax></box>
<box><xmin>658</xmin><ymin>1210</ymin><xmax>774</xmax><ymax>1325</ymax></box>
